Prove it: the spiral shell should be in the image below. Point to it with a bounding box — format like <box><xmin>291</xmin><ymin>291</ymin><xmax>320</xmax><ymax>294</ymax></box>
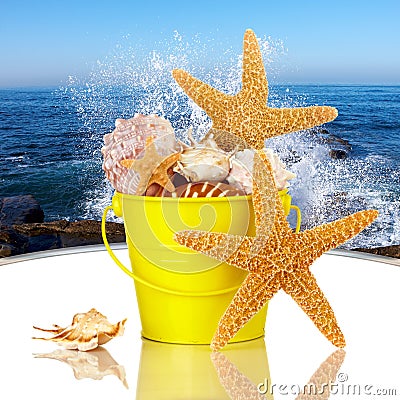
<box><xmin>101</xmin><ymin>114</ymin><xmax>178</xmax><ymax>194</ymax></box>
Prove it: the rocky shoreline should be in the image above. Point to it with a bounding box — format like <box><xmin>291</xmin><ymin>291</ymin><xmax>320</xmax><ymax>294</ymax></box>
<box><xmin>1</xmin><ymin>194</ymin><xmax>399</xmax><ymax>259</ymax></box>
<box><xmin>0</xmin><ymin>195</ymin><xmax>125</xmax><ymax>257</ymax></box>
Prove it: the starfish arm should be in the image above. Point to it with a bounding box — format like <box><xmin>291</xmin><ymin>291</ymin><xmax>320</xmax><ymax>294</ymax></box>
<box><xmin>211</xmin><ymin>270</ymin><xmax>281</xmax><ymax>351</ymax></box>
<box><xmin>172</xmin><ymin>69</ymin><xmax>230</xmax><ymax>117</ymax></box>
<box><xmin>241</xmin><ymin>29</ymin><xmax>268</xmax><ymax>100</ymax></box>
<box><xmin>134</xmin><ymin>175</ymin><xmax>150</xmax><ymax>195</ymax></box>
<box><xmin>174</xmin><ymin>230</ymin><xmax>267</xmax><ymax>272</ymax></box>
<box><xmin>281</xmin><ymin>270</ymin><xmax>346</xmax><ymax>348</ymax></box>
<box><xmin>252</xmin><ymin>151</ymin><xmax>276</xmax><ymax>233</ymax></box>
<box><xmin>265</xmin><ymin>106</ymin><xmax>338</xmax><ymax>138</ymax></box>
<box><xmin>301</xmin><ymin>209</ymin><xmax>379</xmax><ymax>258</ymax></box>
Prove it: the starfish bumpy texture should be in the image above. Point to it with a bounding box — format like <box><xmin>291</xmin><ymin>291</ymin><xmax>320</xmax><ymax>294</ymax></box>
<box><xmin>121</xmin><ymin>142</ymin><xmax>178</xmax><ymax>194</ymax></box>
<box><xmin>173</xmin><ymin>29</ymin><xmax>338</xmax><ymax>150</ymax></box>
<box><xmin>175</xmin><ymin>152</ymin><xmax>378</xmax><ymax>351</ymax></box>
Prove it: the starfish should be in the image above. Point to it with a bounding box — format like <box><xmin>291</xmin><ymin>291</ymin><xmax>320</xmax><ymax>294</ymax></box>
<box><xmin>121</xmin><ymin>143</ymin><xmax>179</xmax><ymax>194</ymax></box>
<box><xmin>172</xmin><ymin>29</ymin><xmax>338</xmax><ymax>150</ymax></box>
<box><xmin>174</xmin><ymin>152</ymin><xmax>378</xmax><ymax>351</ymax></box>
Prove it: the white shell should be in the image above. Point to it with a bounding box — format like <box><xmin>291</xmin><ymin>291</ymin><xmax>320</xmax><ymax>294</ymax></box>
<box><xmin>173</xmin><ymin>131</ymin><xmax>234</xmax><ymax>182</ymax></box>
<box><xmin>263</xmin><ymin>149</ymin><xmax>296</xmax><ymax>191</ymax></box>
<box><xmin>227</xmin><ymin>148</ymin><xmax>296</xmax><ymax>192</ymax></box>
<box><xmin>175</xmin><ymin>146</ymin><xmax>233</xmax><ymax>182</ymax></box>
<box><xmin>101</xmin><ymin>114</ymin><xmax>178</xmax><ymax>194</ymax></box>
<box><xmin>226</xmin><ymin>149</ymin><xmax>254</xmax><ymax>194</ymax></box>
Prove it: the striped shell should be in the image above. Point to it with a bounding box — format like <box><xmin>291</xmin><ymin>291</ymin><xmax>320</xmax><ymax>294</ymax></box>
<box><xmin>171</xmin><ymin>182</ymin><xmax>246</xmax><ymax>198</ymax></box>
<box><xmin>101</xmin><ymin>114</ymin><xmax>178</xmax><ymax>194</ymax></box>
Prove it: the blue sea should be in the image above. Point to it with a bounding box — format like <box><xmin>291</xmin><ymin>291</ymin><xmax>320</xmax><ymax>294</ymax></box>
<box><xmin>0</xmin><ymin>84</ymin><xmax>399</xmax><ymax>249</ymax></box>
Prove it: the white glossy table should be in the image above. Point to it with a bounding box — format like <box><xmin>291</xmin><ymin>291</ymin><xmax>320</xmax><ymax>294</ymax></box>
<box><xmin>1</xmin><ymin>245</ymin><xmax>399</xmax><ymax>399</ymax></box>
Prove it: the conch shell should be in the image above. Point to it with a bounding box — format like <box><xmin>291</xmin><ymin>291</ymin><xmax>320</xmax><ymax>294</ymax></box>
<box><xmin>33</xmin><ymin>308</ymin><xmax>126</xmax><ymax>351</ymax></box>
<box><xmin>101</xmin><ymin>114</ymin><xmax>178</xmax><ymax>194</ymax></box>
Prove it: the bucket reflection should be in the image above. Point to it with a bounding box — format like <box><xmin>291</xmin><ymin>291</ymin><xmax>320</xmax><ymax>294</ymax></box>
<box><xmin>135</xmin><ymin>337</ymin><xmax>271</xmax><ymax>399</ymax></box>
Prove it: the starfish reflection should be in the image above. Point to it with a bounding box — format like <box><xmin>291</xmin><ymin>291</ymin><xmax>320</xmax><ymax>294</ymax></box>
<box><xmin>295</xmin><ymin>349</ymin><xmax>346</xmax><ymax>400</ymax></box>
<box><xmin>33</xmin><ymin>347</ymin><xmax>128</xmax><ymax>388</ymax></box>
<box><xmin>212</xmin><ymin>347</ymin><xmax>346</xmax><ymax>400</ymax></box>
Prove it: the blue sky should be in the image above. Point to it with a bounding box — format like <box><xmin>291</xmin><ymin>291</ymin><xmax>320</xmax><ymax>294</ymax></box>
<box><xmin>1</xmin><ymin>0</ymin><xmax>399</xmax><ymax>87</ymax></box>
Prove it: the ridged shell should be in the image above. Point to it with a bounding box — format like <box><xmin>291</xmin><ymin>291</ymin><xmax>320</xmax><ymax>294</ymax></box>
<box><xmin>101</xmin><ymin>114</ymin><xmax>178</xmax><ymax>194</ymax></box>
<box><xmin>171</xmin><ymin>182</ymin><xmax>245</xmax><ymax>198</ymax></box>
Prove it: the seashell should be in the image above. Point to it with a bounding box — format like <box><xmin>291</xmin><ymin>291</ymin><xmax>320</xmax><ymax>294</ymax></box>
<box><xmin>226</xmin><ymin>149</ymin><xmax>254</xmax><ymax>194</ymax></box>
<box><xmin>171</xmin><ymin>182</ymin><xmax>246</xmax><ymax>198</ymax></box>
<box><xmin>32</xmin><ymin>308</ymin><xmax>126</xmax><ymax>351</ymax></box>
<box><xmin>101</xmin><ymin>114</ymin><xmax>179</xmax><ymax>194</ymax></box>
<box><xmin>145</xmin><ymin>182</ymin><xmax>164</xmax><ymax>197</ymax></box>
<box><xmin>173</xmin><ymin>128</ymin><xmax>235</xmax><ymax>183</ymax></box>
<box><xmin>227</xmin><ymin>148</ymin><xmax>296</xmax><ymax>192</ymax></box>
<box><xmin>263</xmin><ymin>148</ymin><xmax>296</xmax><ymax>190</ymax></box>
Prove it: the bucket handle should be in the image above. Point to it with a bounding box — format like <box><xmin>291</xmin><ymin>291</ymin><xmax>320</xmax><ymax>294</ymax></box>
<box><xmin>101</xmin><ymin>206</ymin><xmax>242</xmax><ymax>297</ymax></box>
<box><xmin>290</xmin><ymin>205</ymin><xmax>302</xmax><ymax>233</ymax></box>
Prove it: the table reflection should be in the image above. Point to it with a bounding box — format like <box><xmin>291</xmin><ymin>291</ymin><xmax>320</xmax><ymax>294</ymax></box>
<box><xmin>33</xmin><ymin>337</ymin><xmax>346</xmax><ymax>398</ymax></box>
<box><xmin>136</xmin><ymin>337</ymin><xmax>270</xmax><ymax>399</ymax></box>
<box><xmin>33</xmin><ymin>347</ymin><xmax>128</xmax><ymax>388</ymax></box>
<box><xmin>136</xmin><ymin>338</ymin><xmax>346</xmax><ymax>399</ymax></box>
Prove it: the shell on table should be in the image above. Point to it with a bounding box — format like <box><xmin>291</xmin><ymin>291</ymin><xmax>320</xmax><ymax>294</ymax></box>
<box><xmin>32</xmin><ymin>308</ymin><xmax>126</xmax><ymax>352</ymax></box>
<box><xmin>101</xmin><ymin>114</ymin><xmax>179</xmax><ymax>194</ymax></box>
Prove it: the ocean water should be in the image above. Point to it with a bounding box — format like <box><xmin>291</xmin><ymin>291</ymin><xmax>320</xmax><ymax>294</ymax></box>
<box><xmin>1</xmin><ymin>84</ymin><xmax>399</xmax><ymax>249</ymax></box>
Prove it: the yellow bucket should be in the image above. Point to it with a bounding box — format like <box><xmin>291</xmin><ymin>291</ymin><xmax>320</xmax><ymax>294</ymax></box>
<box><xmin>102</xmin><ymin>190</ymin><xmax>301</xmax><ymax>345</ymax></box>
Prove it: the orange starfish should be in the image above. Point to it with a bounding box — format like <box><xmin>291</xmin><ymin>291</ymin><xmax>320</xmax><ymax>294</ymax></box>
<box><xmin>121</xmin><ymin>143</ymin><xmax>180</xmax><ymax>194</ymax></box>
<box><xmin>174</xmin><ymin>152</ymin><xmax>378</xmax><ymax>350</ymax></box>
<box><xmin>172</xmin><ymin>29</ymin><xmax>338</xmax><ymax>150</ymax></box>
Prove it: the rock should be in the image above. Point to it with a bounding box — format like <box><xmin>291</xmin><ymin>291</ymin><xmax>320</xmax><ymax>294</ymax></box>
<box><xmin>329</xmin><ymin>149</ymin><xmax>348</xmax><ymax>159</ymax></box>
<box><xmin>0</xmin><ymin>192</ymin><xmax>126</xmax><ymax>257</ymax></box>
<box><xmin>0</xmin><ymin>195</ymin><xmax>44</xmax><ymax>227</ymax></box>
<box><xmin>311</xmin><ymin>127</ymin><xmax>351</xmax><ymax>160</ymax></box>
<box><xmin>0</xmin><ymin>228</ymin><xmax>28</xmax><ymax>257</ymax></box>
<box><xmin>12</xmin><ymin>220</ymin><xmax>126</xmax><ymax>252</ymax></box>
<box><xmin>354</xmin><ymin>245</ymin><xmax>400</xmax><ymax>259</ymax></box>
